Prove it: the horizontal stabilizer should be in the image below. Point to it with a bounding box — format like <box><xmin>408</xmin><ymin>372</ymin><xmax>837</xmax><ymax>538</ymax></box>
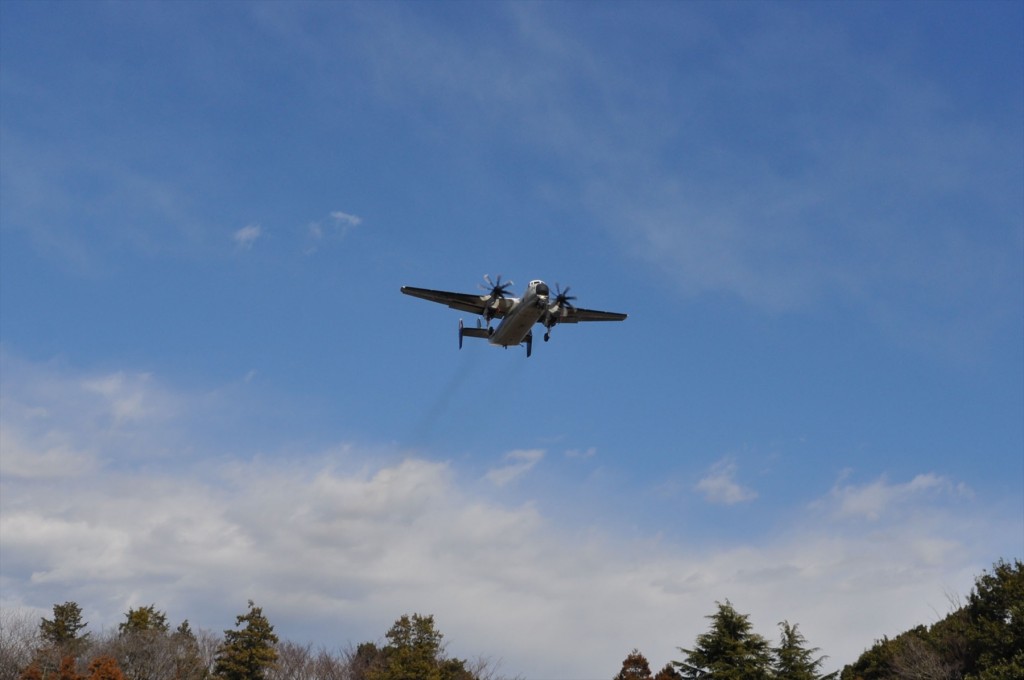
<box><xmin>458</xmin><ymin>319</ymin><xmax>490</xmax><ymax>350</ymax></box>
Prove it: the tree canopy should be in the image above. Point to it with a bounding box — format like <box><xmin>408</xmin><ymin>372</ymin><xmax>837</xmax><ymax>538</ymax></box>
<box><xmin>674</xmin><ymin>600</ymin><xmax>773</xmax><ymax>680</ymax></box>
<box><xmin>118</xmin><ymin>607</ymin><xmax>169</xmax><ymax>636</ymax></box>
<box><xmin>366</xmin><ymin>614</ymin><xmax>473</xmax><ymax>680</ymax></box>
<box><xmin>615</xmin><ymin>649</ymin><xmax>653</xmax><ymax>680</ymax></box>
<box><xmin>40</xmin><ymin>602</ymin><xmax>90</xmax><ymax>652</ymax></box>
<box><xmin>212</xmin><ymin>600</ymin><xmax>279</xmax><ymax>680</ymax></box>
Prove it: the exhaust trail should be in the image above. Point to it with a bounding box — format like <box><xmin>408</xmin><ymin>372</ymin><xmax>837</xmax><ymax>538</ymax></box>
<box><xmin>405</xmin><ymin>351</ymin><xmax>479</xmax><ymax>447</ymax></box>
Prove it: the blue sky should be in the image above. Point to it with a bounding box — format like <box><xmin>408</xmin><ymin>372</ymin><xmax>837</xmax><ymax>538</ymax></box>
<box><xmin>1</xmin><ymin>1</ymin><xmax>1021</xmax><ymax>677</ymax></box>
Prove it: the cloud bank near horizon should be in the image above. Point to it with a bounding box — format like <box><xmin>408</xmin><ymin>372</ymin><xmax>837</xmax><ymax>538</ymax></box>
<box><xmin>0</xmin><ymin>352</ymin><xmax>1012</xmax><ymax>677</ymax></box>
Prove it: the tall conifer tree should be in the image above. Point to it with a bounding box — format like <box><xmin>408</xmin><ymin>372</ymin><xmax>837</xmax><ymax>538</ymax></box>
<box><xmin>673</xmin><ymin>600</ymin><xmax>772</xmax><ymax>680</ymax></box>
<box><xmin>212</xmin><ymin>601</ymin><xmax>278</xmax><ymax>680</ymax></box>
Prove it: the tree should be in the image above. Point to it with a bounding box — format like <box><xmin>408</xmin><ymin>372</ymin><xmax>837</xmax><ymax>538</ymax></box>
<box><xmin>615</xmin><ymin>650</ymin><xmax>653</xmax><ymax>680</ymax></box>
<box><xmin>171</xmin><ymin>621</ymin><xmax>209</xmax><ymax>680</ymax></box>
<box><xmin>87</xmin><ymin>657</ymin><xmax>126</xmax><ymax>680</ymax></box>
<box><xmin>346</xmin><ymin>643</ymin><xmax>383</xmax><ymax>680</ymax></box>
<box><xmin>653</xmin><ymin>665</ymin><xmax>682</xmax><ymax>680</ymax></box>
<box><xmin>772</xmin><ymin>621</ymin><xmax>835</xmax><ymax>680</ymax></box>
<box><xmin>673</xmin><ymin>600</ymin><xmax>772</xmax><ymax>680</ymax></box>
<box><xmin>212</xmin><ymin>601</ymin><xmax>279</xmax><ymax>680</ymax></box>
<box><xmin>18</xmin><ymin>664</ymin><xmax>43</xmax><ymax>680</ymax></box>
<box><xmin>963</xmin><ymin>559</ymin><xmax>1023</xmax><ymax>679</ymax></box>
<box><xmin>889</xmin><ymin>634</ymin><xmax>957</xmax><ymax>680</ymax></box>
<box><xmin>116</xmin><ymin>605</ymin><xmax>174</xmax><ymax>680</ymax></box>
<box><xmin>120</xmin><ymin>607</ymin><xmax>170</xmax><ymax>636</ymax></box>
<box><xmin>57</xmin><ymin>656</ymin><xmax>84</xmax><ymax>680</ymax></box>
<box><xmin>3</xmin><ymin>608</ymin><xmax>40</xmax><ymax>680</ymax></box>
<box><xmin>34</xmin><ymin>603</ymin><xmax>91</xmax><ymax>677</ymax></box>
<box><xmin>367</xmin><ymin>614</ymin><xmax>473</xmax><ymax>680</ymax></box>
<box><xmin>41</xmin><ymin>603</ymin><xmax>91</xmax><ymax>658</ymax></box>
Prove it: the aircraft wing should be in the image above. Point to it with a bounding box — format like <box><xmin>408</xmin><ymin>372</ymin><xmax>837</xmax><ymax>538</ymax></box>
<box><xmin>400</xmin><ymin>286</ymin><xmax>509</xmax><ymax>317</ymax></box>
<box><xmin>555</xmin><ymin>306</ymin><xmax>628</xmax><ymax>323</ymax></box>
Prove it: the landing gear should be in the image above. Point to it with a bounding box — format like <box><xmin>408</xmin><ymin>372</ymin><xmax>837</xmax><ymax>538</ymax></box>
<box><xmin>525</xmin><ymin>332</ymin><xmax>533</xmax><ymax>358</ymax></box>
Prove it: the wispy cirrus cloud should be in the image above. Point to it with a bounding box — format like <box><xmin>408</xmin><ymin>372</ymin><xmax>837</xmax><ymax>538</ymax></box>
<box><xmin>485</xmin><ymin>448</ymin><xmax>544</xmax><ymax>487</ymax></box>
<box><xmin>825</xmin><ymin>471</ymin><xmax>974</xmax><ymax>522</ymax></box>
<box><xmin>696</xmin><ymin>458</ymin><xmax>758</xmax><ymax>505</ymax></box>
<box><xmin>233</xmin><ymin>223</ymin><xmax>262</xmax><ymax>250</ymax></box>
<box><xmin>329</xmin><ymin>210</ymin><xmax>362</xmax><ymax>229</ymax></box>
<box><xmin>309</xmin><ymin>210</ymin><xmax>362</xmax><ymax>240</ymax></box>
<box><xmin>306</xmin><ymin>210</ymin><xmax>363</xmax><ymax>254</ymax></box>
<box><xmin>564</xmin><ymin>446</ymin><xmax>597</xmax><ymax>459</ymax></box>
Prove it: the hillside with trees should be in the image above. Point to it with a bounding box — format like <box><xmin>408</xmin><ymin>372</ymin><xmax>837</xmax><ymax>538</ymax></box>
<box><xmin>839</xmin><ymin>559</ymin><xmax>1022</xmax><ymax>680</ymax></box>
<box><xmin>1</xmin><ymin>559</ymin><xmax>1019</xmax><ymax>680</ymax></box>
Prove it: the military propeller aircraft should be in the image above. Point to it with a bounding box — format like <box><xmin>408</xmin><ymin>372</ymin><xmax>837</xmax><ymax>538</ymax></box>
<box><xmin>400</xmin><ymin>275</ymin><xmax>627</xmax><ymax>357</ymax></box>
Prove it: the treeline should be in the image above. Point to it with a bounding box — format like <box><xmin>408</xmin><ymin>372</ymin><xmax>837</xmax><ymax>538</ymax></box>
<box><xmin>1</xmin><ymin>559</ymin><xmax>1019</xmax><ymax>680</ymax></box>
<box><xmin>611</xmin><ymin>604</ymin><xmax>833</xmax><ymax>680</ymax></box>
<box><xmin>613</xmin><ymin>558</ymin><xmax>1022</xmax><ymax>680</ymax></box>
<box><xmin>1</xmin><ymin>602</ymin><xmax>500</xmax><ymax>680</ymax></box>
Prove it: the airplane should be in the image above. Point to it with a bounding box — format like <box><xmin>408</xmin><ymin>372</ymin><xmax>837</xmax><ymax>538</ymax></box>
<box><xmin>400</xmin><ymin>275</ymin><xmax>627</xmax><ymax>357</ymax></box>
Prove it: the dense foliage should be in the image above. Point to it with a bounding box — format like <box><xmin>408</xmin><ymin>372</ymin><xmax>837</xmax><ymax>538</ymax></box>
<box><xmin>2</xmin><ymin>559</ymin><xmax>1019</xmax><ymax>680</ymax></box>
<box><xmin>840</xmin><ymin>559</ymin><xmax>1023</xmax><ymax>680</ymax></box>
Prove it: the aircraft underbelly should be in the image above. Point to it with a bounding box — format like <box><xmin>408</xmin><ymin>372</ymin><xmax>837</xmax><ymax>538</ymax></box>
<box><xmin>490</xmin><ymin>304</ymin><xmax>543</xmax><ymax>346</ymax></box>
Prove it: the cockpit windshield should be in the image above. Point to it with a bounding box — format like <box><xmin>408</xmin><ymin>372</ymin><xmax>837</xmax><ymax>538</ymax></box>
<box><xmin>534</xmin><ymin>282</ymin><xmax>550</xmax><ymax>297</ymax></box>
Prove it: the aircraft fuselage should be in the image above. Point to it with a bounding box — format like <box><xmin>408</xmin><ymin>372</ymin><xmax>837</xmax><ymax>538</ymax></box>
<box><xmin>488</xmin><ymin>280</ymin><xmax>549</xmax><ymax>347</ymax></box>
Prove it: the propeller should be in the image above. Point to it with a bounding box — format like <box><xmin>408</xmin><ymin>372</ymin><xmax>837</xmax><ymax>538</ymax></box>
<box><xmin>553</xmin><ymin>283</ymin><xmax>576</xmax><ymax>311</ymax></box>
<box><xmin>543</xmin><ymin>283</ymin><xmax>576</xmax><ymax>343</ymax></box>
<box><xmin>479</xmin><ymin>274</ymin><xmax>514</xmax><ymax>300</ymax></box>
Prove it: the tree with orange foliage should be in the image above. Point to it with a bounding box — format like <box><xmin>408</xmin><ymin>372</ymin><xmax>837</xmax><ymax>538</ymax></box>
<box><xmin>615</xmin><ymin>649</ymin><xmax>653</xmax><ymax>680</ymax></box>
<box><xmin>57</xmin><ymin>657</ymin><xmax>82</xmax><ymax>680</ymax></box>
<box><xmin>17</xmin><ymin>663</ymin><xmax>43</xmax><ymax>680</ymax></box>
<box><xmin>86</xmin><ymin>657</ymin><xmax>125</xmax><ymax>680</ymax></box>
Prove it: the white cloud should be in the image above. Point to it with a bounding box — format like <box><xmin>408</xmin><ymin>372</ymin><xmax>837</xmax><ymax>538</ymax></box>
<box><xmin>564</xmin><ymin>446</ymin><xmax>597</xmax><ymax>459</ymax></box>
<box><xmin>305</xmin><ymin>210</ymin><xmax>363</xmax><ymax>253</ymax></box>
<box><xmin>309</xmin><ymin>210</ymin><xmax>362</xmax><ymax>240</ymax></box>
<box><xmin>696</xmin><ymin>458</ymin><xmax>758</xmax><ymax>505</ymax></box>
<box><xmin>83</xmin><ymin>371</ymin><xmax>162</xmax><ymax>426</ymax></box>
<box><xmin>330</xmin><ymin>210</ymin><xmax>362</xmax><ymax>228</ymax></box>
<box><xmin>233</xmin><ymin>223</ymin><xmax>262</xmax><ymax>249</ymax></box>
<box><xmin>0</xmin><ymin>427</ymin><xmax>97</xmax><ymax>479</ymax></box>
<box><xmin>826</xmin><ymin>472</ymin><xmax>973</xmax><ymax>521</ymax></box>
<box><xmin>485</xmin><ymin>448</ymin><xmax>544</xmax><ymax>486</ymax></box>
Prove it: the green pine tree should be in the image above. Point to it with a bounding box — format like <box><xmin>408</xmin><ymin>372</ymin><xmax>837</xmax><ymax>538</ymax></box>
<box><xmin>673</xmin><ymin>600</ymin><xmax>772</xmax><ymax>680</ymax></box>
<box><xmin>40</xmin><ymin>602</ymin><xmax>90</xmax><ymax>652</ymax></box>
<box><xmin>772</xmin><ymin>621</ymin><xmax>835</xmax><ymax>680</ymax></box>
<box><xmin>118</xmin><ymin>606</ymin><xmax>169</xmax><ymax>636</ymax></box>
<box><xmin>212</xmin><ymin>601</ymin><xmax>278</xmax><ymax>680</ymax></box>
<box><xmin>37</xmin><ymin>602</ymin><xmax>91</xmax><ymax>674</ymax></box>
<box><xmin>368</xmin><ymin>614</ymin><xmax>472</xmax><ymax>680</ymax></box>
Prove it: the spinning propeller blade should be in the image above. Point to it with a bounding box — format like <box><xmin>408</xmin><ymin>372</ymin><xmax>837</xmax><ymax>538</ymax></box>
<box><xmin>553</xmin><ymin>283</ymin><xmax>576</xmax><ymax>311</ymax></box>
<box><xmin>479</xmin><ymin>274</ymin><xmax>514</xmax><ymax>300</ymax></box>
